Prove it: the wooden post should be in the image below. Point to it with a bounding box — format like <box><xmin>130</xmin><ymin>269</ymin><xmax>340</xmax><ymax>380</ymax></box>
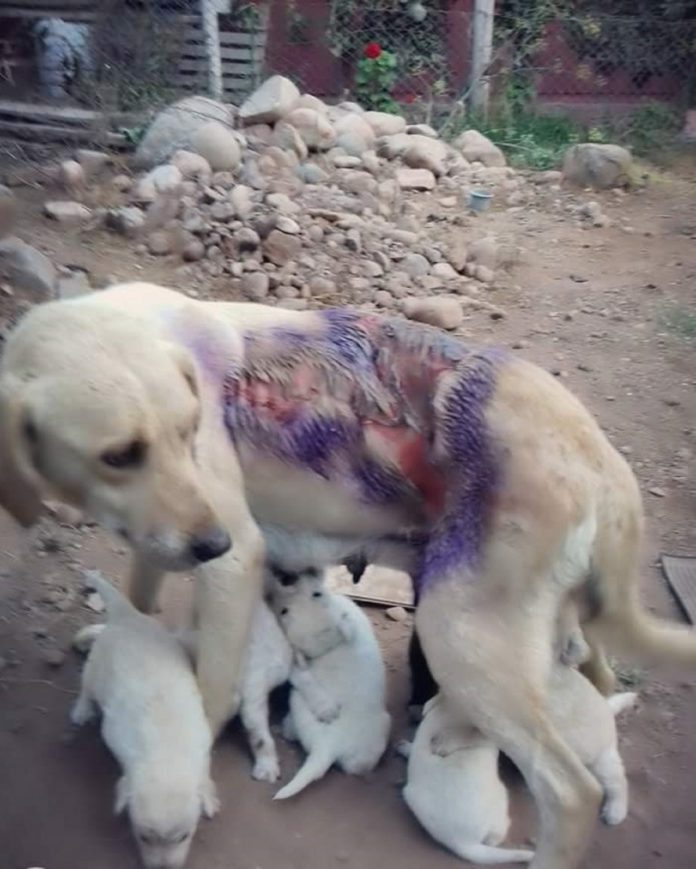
<box><xmin>201</xmin><ymin>0</ymin><xmax>223</xmax><ymax>100</ymax></box>
<box><xmin>469</xmin><ymin>0</ymin><xmax>495</xmax><ymax>116</ymax></box>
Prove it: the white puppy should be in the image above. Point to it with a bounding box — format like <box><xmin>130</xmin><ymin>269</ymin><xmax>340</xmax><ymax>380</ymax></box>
<box><xmin>400</xmin><ymin>671</ymin><xmax>636</xmax><ymax>865</ymax></box>
<box><xmin>71</xmin><ymin>574</ymin><xmax>218</xmax><ymax>869</ymax></box>
<box><xmin>270</xmin><ymin>573</ymin><xmax>391</xmax><ymax>799</ymax></box>
<box><xmin>234</xmin><ymin>564</ymin><xmax>340</xmax><ymax>783</ymax></box>
<box><xmin>399</xmin><ymin>694</ymin><xmax>534</xmax><ymax>865</ymax></box>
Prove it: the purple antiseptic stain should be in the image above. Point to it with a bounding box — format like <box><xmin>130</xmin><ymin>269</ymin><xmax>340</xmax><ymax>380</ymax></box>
<box><xmin>220</xmin><ymin>307</ymin><xmax>506</xmax><ymax>589</ymax></box>
<box><xmin>415</xmin><ymin>351</ymin><xmax>501</xmax><ymax>592</ymax></box>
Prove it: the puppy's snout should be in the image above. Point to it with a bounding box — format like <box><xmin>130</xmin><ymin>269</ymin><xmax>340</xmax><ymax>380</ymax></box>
<box><xmin>190</xmin><ymin>528</ymin><xmax>232</xmax><ymax>563</ymax></box>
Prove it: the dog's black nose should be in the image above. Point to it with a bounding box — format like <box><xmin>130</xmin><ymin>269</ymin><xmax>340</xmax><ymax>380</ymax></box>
<box><xmin>190</xmin><ymin>529</ymin><xmax>232</xmax><ymax>563</ymax></box>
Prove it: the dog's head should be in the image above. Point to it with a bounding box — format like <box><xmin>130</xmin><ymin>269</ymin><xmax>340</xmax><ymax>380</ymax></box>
<box><xmin>0</xmin><ymin>301</ymin><xmax>231</xmax><ymax>569</ymax></box>
<box><xmin>116</xmin><ymin>769</ymin><xmax>219</xmax><ymax>869</ymax></box>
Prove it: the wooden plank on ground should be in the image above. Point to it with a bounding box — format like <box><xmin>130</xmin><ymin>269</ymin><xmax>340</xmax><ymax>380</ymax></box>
<box><xmin>0</xmin><ymin>118</ymin><xmax>126</xmax><ymax>147</ymax></box>
<box><xmin>662</xmin><ymin>553</ymin><xmax>696</xmax><ymax>624</ymax></box>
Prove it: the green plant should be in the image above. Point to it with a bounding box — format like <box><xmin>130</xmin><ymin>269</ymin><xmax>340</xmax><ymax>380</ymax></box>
<box><xmin>354</xmin><ymin>45</ymin><xmax>399</xmax><ymax>113</ymax></box>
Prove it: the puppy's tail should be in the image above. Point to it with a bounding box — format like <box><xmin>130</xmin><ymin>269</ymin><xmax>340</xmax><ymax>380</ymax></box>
<box><xmin>273</xmin><ymin>746</ymin><xmax>334</xmax><ymax>800</ymax></box>
<box><xmin>450</xmin><ymin>843</ymin><xmax>534</xmax><ymax>864</ymax></box>
<box><xmin>83</xmin><ymin>571</ymin><xmax>137</xmax><ymax>623</ymax></box>
<box><xmin>607</xmin><ymin>691</ymin><xmax>638</xmax><ymax>718</ymax></box>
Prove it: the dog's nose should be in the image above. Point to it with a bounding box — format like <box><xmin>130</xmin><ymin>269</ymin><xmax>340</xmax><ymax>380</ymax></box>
<box><xmin>190</xmin><ymin>529</ymin><xmax>232</xmax><ymax>563</ymax></box>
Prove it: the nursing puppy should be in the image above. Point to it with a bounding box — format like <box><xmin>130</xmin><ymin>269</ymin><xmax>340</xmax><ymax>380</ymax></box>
<box><xmin>401</xmin><ymin>675</ymin><xmax>636</xmax><ymax>865</ymax></box>
<box><xmin>71</xmin><ymin>574</ymin><xmax>218</xmax><ymax>869</ymax></box>
<box><xmin>224</xmin><ymin>563</ymin><xmax>340</xmax><ymax>783</ymax></box>
<box><xmin>269</xmin><ymin>573</ymin><xmax>391</xmax><ymax>799</ymax></box>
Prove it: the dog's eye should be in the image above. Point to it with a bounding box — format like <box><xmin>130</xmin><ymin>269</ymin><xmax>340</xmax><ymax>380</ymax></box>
<box><xmin>138</xmin><ymin>831</ymin><xmax>159</xmax><ymax>845</ymax></box>
<box><xmin>171</xmin><ymin>831</ymin><xmax>190</xmax><ymax>844</ymax></box>
<box><xmin>101</xmin><ymin>440</ymin><xmax>146</xmax><ymax>469</ymax></box>
<box><xmin>280</xmin><ymin>607</ymin><xmax>289</xmax><ymax>616</ymax></box>
<box><xmin>312</xmin><ymin>591</ymin><xmax>323</xmax><ymax>598</ymax></box>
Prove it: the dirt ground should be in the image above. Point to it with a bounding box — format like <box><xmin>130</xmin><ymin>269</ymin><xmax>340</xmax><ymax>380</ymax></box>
<box><xmin>0</xmin><ymin>149</ymin><xmax>695</xmax><ymax>869</ymax></box>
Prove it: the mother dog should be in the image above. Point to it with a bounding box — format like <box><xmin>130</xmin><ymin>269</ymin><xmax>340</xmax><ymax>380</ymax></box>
<box><xmin>0</xmin><ymin>282</ymin><xmax>694</xmax><ymax>869</ymax></box>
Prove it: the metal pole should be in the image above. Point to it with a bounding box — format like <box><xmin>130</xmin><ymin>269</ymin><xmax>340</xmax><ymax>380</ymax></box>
<box><xmin>469</xmin><ymin>0</ymin><xmax>495</xmax><ymax>116</ymax></box>
<box><xmin>201</xmin><ymin>0</ymin><xmax>223</xmax><ymax>100</ymax></box>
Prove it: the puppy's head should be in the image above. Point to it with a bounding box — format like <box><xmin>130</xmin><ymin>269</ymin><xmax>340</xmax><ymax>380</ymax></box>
<box><xmin>270</xmin><ymin>568</ymin><xmax>345</xmax><ymax>658</ymax></box>
<box><xmin>0</xmin><ymin>302</ymin><xmax>231</xmax><ymax>569</ymax></box>
<box><xmin>116</xmin><ymin>770</ymin><xmax>219</xmax><ymax>869</ymax></box>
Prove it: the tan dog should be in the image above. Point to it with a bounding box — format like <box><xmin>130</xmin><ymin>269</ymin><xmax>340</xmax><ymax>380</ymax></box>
<box><xmin>1</xmin><ymin>282</ymin><xmax>695</xmax><ymax>869</ymax></box>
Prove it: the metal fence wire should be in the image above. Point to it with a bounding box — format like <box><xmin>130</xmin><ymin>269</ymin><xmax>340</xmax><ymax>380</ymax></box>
<box><xmin>0</xmin><ymin>1</ymin><xmax>694</xmax><ymax>127</ymax></box>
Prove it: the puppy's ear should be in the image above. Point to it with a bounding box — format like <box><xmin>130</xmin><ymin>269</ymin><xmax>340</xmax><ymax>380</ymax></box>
<box><xmin>114</xmin><ymin>775</ymin><xmax>130</xmax><ymax>815</ymax></box>
<box><xmin>199</xmin><ymin>777</ymin><xmax>220</xmax><ymax>819</ymax></box>
<box><xmin>0</xmin><ymin>377</ymin><xmax>45</xmax><ymax>527</ymax></box>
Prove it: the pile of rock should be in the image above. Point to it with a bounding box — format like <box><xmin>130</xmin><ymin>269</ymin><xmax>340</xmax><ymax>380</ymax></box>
<box><xmin>21</xmin><ymin>75</ymin><xmax>635</xmax><ymax>329</ymax></box>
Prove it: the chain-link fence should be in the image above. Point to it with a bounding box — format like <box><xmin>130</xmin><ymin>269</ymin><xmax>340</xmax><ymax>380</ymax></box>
<box><xmin>0</xmin><ymin>1</ymin><xmax>694</xmax><ymax>143</ymax></box>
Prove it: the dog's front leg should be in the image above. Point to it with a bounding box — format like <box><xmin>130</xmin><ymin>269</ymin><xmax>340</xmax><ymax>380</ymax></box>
<box><xmin>290</xmin><ymin>652</ymin><xmax>341</xmax><ymax>723</ymax></box>
<box><xmin>128</xmin><ymin>550</ymin><xmax>166</xmax><ymax>613</ymax></box>
<box><xmin>193</xmin><ymin>519</ymin><xmax>264</xmax><ymax>738</ymax></box>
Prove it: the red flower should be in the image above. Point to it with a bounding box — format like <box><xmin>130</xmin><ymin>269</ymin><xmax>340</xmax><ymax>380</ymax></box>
<box><xmin>364</xmin><ymin>42</ymin><xmax>382</xmax><ymax>60</ymax></box>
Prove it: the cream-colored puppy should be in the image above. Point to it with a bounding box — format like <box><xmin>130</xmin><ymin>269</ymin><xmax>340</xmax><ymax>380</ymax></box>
<box><xmin>72</xmin><ymin>574</ymin><xmax>218</xmax><ymax>869</ymax></box>
<box><xmin>400</xmin><ymin>674</ymin><xmax>636</xmax><ymax>865</ymax></box>
<box><xmin>270</xmin><ymin>573</ymin><xmax>391</xmax><ymax>799</ymax></box>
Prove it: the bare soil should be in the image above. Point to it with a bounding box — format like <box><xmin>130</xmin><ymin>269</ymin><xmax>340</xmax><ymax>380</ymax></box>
<box><xmin>0</xmin><ymin>152</ymin><xmax>695</xmax><ymax>869</ymax></box>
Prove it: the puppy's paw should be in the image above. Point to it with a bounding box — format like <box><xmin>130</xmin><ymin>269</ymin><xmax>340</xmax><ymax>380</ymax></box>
<box><xmin>72</xmin><ymin>623</ymin><xmax>105</xmax><ymax>654</ymax></box>
<box><xmin>601</xmin><ymin>798</ymin><xmax>627</xmax><ymax>826</ymax></box>
<box><xmin>313</xmin><ymin>697</ymin><xmax>341</xmax><ymax>724</ymax></box>
<box><xmin>560</xmin><ymin>632</ymin><xmax>591</xmax><ymax>668</ymax></box>
<box><xmin>70</xmin><ymin>696</ymin><xmax>95</xmax><ymax>726</ymax></box>
<box><xmin>395</xmin><ymin>739</ymin><xmax>412</xmax><ymax>760</ymax></box>
<box><xmin>252</xmin><ymin>755</ymin><xmax>281</xmax><ymax>783</ymax></box>
<box><xmin>429</xmin><ymin>732</ymin><xmax>461</xmax><ymax>758</ymax></box>
<box><xmin>200</xmin><ymin>779</ymin><xmax>220</xmax><ymax>818</ymax></box>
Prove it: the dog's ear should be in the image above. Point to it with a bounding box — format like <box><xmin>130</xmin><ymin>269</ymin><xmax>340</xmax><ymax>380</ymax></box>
<box><xmin>0</xmin><ymin>377</ymin><xmax>45</xmax><ymax>527</ymax></box>
<box><xmin>199</xmin><ymin>776</ymin><xmax>220</xmax><ymax>819</ymax></box>
<box><xmin>163</xmin><ymin>342</ymin><xmax>199</xmax><ymax>399</ymax></box>
<box><xmin>114</xmin><ymin>775</ymin><xmax>131</xmax><ymax>815</ymax></box>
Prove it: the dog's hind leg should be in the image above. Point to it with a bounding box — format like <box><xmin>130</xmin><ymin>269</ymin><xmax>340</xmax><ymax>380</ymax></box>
<box><xmin>418</xmin><ymin>580</ymin><xmax>602</xmax><ymax>869</ymax></box>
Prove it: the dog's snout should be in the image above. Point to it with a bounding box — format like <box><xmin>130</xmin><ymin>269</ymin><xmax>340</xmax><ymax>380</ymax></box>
<box><xmin>190</xmin><ymin>529</ymin><xmax>232</xmax><ymax>563</ymax></box>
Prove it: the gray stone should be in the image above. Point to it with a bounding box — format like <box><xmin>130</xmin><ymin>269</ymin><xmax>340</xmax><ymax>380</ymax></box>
<box><xmin>402</xmin><ymin>136</ymin><xmax>449</xmax><ymax>176</ymax></box>
<box><xmin>241</xmin><ymin>270</ymin><xmax>270</xmax><ymax>300</ymax></box>
<box><xmin>308</xmin><ymin>275</ymin><xmax>336</xmax><ymax>297</ymax></box>
<box><xmin>377</xmin><ymin>133</ymin><xmax>412</xmax><ymax>160</ymax></box>
<box><xmin>562</xmin><ymin>143</ymin><xmax>633</xmax><ymax>189</ymax></box>
<box><xmin>402</xmin><ymin>253</ymin><xmax>430</xmax><ymax>278</ymax></box>
<box><xmin>171</xmin><ymin>150</ymin><xmax>212</xmax><ymax>183</ymax></box>
<box><xmin>107</xmin><ymin>206</ymin><xmax>145</xmax><ymax>237</ymax></box>
<box><xmin>147</xmin><ymin>230</ymin><xmax>173</xmax><ymax>255</ymax></box>
<box><xmin>363</xmin><ymin>111</ymin><xmax>407</xmax><ymax>137</ymax></box>
<box><xmin>373</xmin><ymin>289</ymin><xmax>394</xmax><ymax>308</ymax></box>
<box><xmin>266</xmin><ymin>192</ymin><xmax>300</xmax><ymax>214</ymax></box>
<box><xmin>230</xmin><ymin>185</ymin><xmax>254</xmax><ymax>219</ymax></box>
<box><xmin>402</xmin><ymin>296</ymin><xmax>463</xmax><ymax>330</ymax></box>
<box><xmin>43</xmin><ymin>200</ymin><xmax>92</xmax><ymax>226</ymax></box>
<box><xmin>239</xmin><ymin>75</ymin><xmax>300</xmax><ymax>125</ymax></box>
<box><xmin>395</xmin><ymin>168</ymin><xmax>436</xmax><ymax>190</ymax></box>
<box><xmin>276</xmin><ymin>216</ymin><xmax>300</xmax><ymax>235</ymax></box>
<box><xmin>0</xmin><ymin>237</ymin><xmax>56</xmax><ymax>299</ymax></box>
<box><xmin>74</xmin><ymin>149</ymin><xmax>111</xmax><ymax>177</ymax></box>
<box><xmin>135</xmin><ymin>95</ymin><xmax>234</xmax><ymax>169</ymax></box>
<box><xmin>271</xmin><ymin>121</ymin><xmax>309</xmax><ymax>161</ymax></box>
<box><xmin>297</xmin><ymin>163</ymin><xmax>329</xmax><ymax>184</ymax></box>
<box><xmin>263</xmin><ymin>229</ymin><xmax>302</xmax><ymax>266</ymax></box>
<box><xmin>56</xmin><ymin>269</ymin><xmax>91</xmax><ymax>299</ymax></box>
<box><xmin>235</xmin><ymin>226</ymin><xmax>261</xmax><ymax>252</ymax></box>
<box><xmin>406</xmin><ymin>124</ymin><xmax>438</xmax><ymax>138</ymax></box>
<box><xmin>284</xmin><ymin>107</ymin><xmax>335</xmax><ymax>150</ymax></box>
<box><xmin>431</xmin><ymin>261</ymin><xmax>458</xmax><ymax>280</ymax></box>
<box><xmin>182</xmin><ymin>238</ymin><xmax>205</xmax><ymax>261</ymax></box>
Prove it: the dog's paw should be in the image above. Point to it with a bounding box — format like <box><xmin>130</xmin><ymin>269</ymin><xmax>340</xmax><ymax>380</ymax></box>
<box><xmin>395</xmin><ymin>739</ymin><xmax>412</xmax><ymax>760</ymax></box>
<box><xmin>72</xmin><ymin>623</ymin><xmax>105</xmax><ymax>654</ymax></box>
<box><xmin>429</xmin><ymin>732</ymin><xmax>460</xmax><ymax>758</ymax></box>
<box><xmin>601</xmin><ymin>798</ymin><xmax>628</xmax><ymax>826</ymax></box>
<box><xmin>560</xmin><ymin>632</ymin><xmax>591</xmax><ymax>668</ymax></box>
<box><xmin>252</xmin><ymin>756</ymin><xmax>281</xmax><ymax>783</ymax></box>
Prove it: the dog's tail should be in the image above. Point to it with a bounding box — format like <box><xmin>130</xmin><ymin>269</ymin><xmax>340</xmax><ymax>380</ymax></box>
<box><xmin>607</xmin><ymin>691</ymin><xmax>638</xmax><ymax>717</ymax></box>
<box><xmin>273</xmin><ymin>746</ymin><xmax>334</xmax><ymax>800</ymax></box>
<box><xmin>83</xmin><ymin>571</ymin><xmax>137</xmax><ymax>623</ymax></box>
<box><xmin>450</xmin><ymin>843</ymin><xmax>534</xmax><ymax>864</ymax></box>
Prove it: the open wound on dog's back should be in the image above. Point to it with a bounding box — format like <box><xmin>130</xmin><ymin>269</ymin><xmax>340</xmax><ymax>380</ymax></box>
<box><xmin>224</xmin><ymin>310</ymin><xmax>502</xmax><ymax>571</ymax></box>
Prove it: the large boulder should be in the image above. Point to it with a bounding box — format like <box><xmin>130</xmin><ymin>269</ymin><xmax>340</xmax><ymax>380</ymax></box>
<box><xmin>402</xmin><ymin>135</ymin><xmax>449</xmax><ymax>176</ymax></box>
<box><xmin>334</xmin><ymin>113</ymin><xmax>376</xmax><ymax>156</ymax></box>
<box><xmin>363</xmin><ymin>111</ymin><xmax>407</xmax><ymax>137</ymax></box>
<box><xmin>562</xmin><ymin>143</ymin><xmax>633</xmax><ymax>189</ymax></box>
<box><xmin>135</xmin><ymin>95</ymin><xmax>234</xmax><ymax>169</ymax></box>
<box><xmin>283</xmin><ymin>108</ymin><xmax>335</xmax><ymax>150</ymax></box>
<box><xmin>0</xmin><ymin>236</ymin><xmax>56</xmax><ymax>298</ymax></box>
<box><xmin>191</xmin><ymin>122</ymin><xmax>242</xmax><ymax>172</ymax></box>
<box><xmin>454</xmin><ymin>129</ymin><xmax>506</xmax><ymax>167</ymax></box>
<box><xmin>239</xmin><ymin>75</ymin><xmax>300</xmax><ymax>125</ymax></box>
